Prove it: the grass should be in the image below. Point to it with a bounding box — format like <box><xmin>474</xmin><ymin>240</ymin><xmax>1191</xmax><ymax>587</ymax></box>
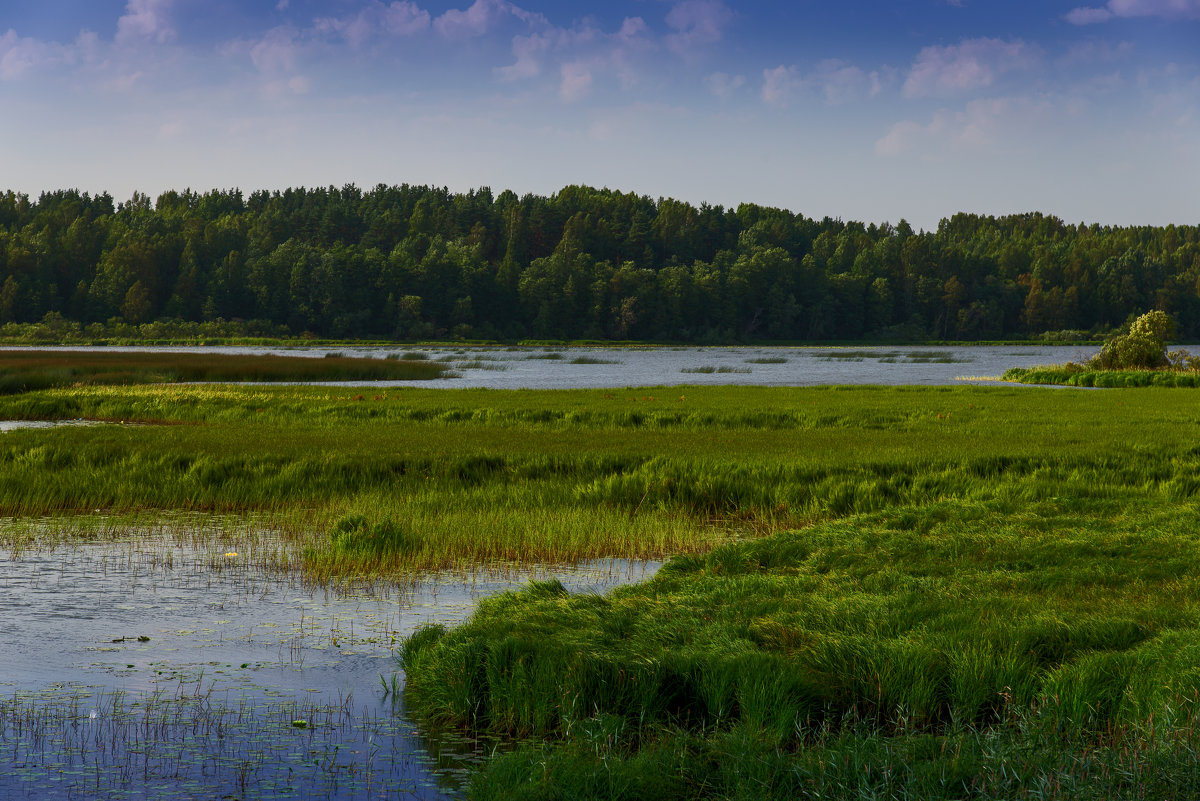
<box><xmin>0</xmin><ymin>349</ymin><xmax>450</xmax><ymax>393</ymax></box>
<box><xmin>1004</xmin><ymin>366</ymin><xmax>1200</xmax><ymax>387</ymax></box>
<box><xmin>570</xmin><ymin>356</ymin><xmax>622</xmax><ymax>365</ymax></box>
<box><xmin>403</xmin><ymin>495</ymin><xmax>1200</xmax><ymax>798</ymax></box>
<box><xmin>8</xmin><ymin>382</ymin><xmax>1200</xmax><ymax>795</ymax></box>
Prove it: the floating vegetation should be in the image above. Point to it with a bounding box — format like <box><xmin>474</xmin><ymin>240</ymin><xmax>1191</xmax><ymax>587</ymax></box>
<box><xmin>569</xmin><ymin>356</ymin><xmax>622</xmax><ymax>365</ymax></box>
<box><xmin>527</xmin><ymin>352</ymin><xmax>564</xmax><ymax>360</ymax></box>
<box><xmin>455</xmin><ymin>360</ymin><xmax>510</xmax><ymax>371</ymax></box>
<box><xmin>821</xmin><ymin>350</ymin><xmax>967</xmax><ymax>364</ymax></box>
<box><xmin>745</xmin><ymin>357</ymin><xmax>788</xmax><ymax>364</ymax></box>
<box><xmin>905</xmin><ymin>350</ymin><xmax>968</xmax><ymax>363</ymax></box>
<box><xmin>681</xmin><ymin>366</ymin><xmax>751</xmax><ymax>374</ymax></box>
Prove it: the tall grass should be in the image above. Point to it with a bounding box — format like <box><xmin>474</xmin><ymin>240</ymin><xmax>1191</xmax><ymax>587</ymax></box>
<box><xmin>0</xmin><ymin>349</ymin><xmax>448</xmax><ymax>393</ymax></box>
<box><xmin>1005</xmin><ymin>366</ymin><xmax>1200</xmax><ymax>387</ymax></box>
<box><xmin>404</xmin><ymin>497</ymin><xmax>1200</xmax><ymax>797</ymax></box>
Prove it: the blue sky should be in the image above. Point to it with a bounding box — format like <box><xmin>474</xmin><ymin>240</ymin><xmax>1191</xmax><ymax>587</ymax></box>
<box><xmin>1</xmin><ymin>1</ymin><xmax>1197</xmax><ymax>229</ymax></box>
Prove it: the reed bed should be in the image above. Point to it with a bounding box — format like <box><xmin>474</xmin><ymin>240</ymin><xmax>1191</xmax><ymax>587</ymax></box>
<box><xmin>0</xmin><ymin>349</ymin><xmax>449</xmax><ymax>393</ymax></box>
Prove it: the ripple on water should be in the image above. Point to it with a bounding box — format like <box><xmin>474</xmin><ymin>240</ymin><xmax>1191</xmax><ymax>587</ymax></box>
<box><xmin>0</xmin><ymin>537</ymin><xmax>660</xmax><ymax>800</ymax></box>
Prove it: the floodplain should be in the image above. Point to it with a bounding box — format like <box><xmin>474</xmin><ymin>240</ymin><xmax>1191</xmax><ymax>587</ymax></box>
<box><xmin>4</xmin><ymin>379</ymin><xmax>1200</xmax><ymax>798</ymax></box>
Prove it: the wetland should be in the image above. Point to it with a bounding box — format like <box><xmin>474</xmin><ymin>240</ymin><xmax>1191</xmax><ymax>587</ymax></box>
<box><xmin>3</xmin><ymin>354</ymin><xmax>1200</xmax><ymax>799</ymax></box>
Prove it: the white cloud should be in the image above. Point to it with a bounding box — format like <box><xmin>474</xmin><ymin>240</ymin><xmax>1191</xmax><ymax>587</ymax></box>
<box><xmin>705</xmin><ymin>71</ymin><xmax>744</xmax><ymax>99</ymax></box>
<box><xmin>618</xmin><ymin>17</ymin><xmax>647</xmax><ymax>41</ymax></box>
<box><xmin>1067</xmin><ymin>0</ymin><xmax>1200</xmax><ymax>24</ymax></box>
<box><xmin>1065</xmin><ymin>7</ymin><xmax>1116</xmax><ymax>23</ymax></box>
<box><xmin>0</xmin><ymin>27</ymin><xmax>99</xmax><ymax>80</ymax></box>
<box><xmin>762</xmin><ymin>65</ymin><xmax>800</xmax><ymax>106</ymax></box>
<box><xmin>315</xmin><ymin>1</ymin><xmax>430</xmax><ymax>47</ymax></box>
<box><xmin>812</xmin><ymin>59</ymin><xmax>869</xmax><ymax>104</ymax></box>
<box><xmin>665</xmin><ymin>0</ymin><xmax>733</xmax><ymax>57</ymax></box>
<box><xmin>760</xmin><ymin>60</ymin><xmax>891</xmax><ymax>107</ymax></box>
<box><xmin>560</xmin><ymin>62</ymin><xmax>592</xmax><ymax>102</ymax></box>
<box><xmin>494</xmin><ymin>15</ymin><xmax>652</xmax><ymax>99</ymax></box>
<box><xmin>115</xmin><ymin>0</ymin><xmax>175</xmax><ymax>45</ymax></box>
<box><xmin>497</xmin><ymin>32</ymin><xmax>550</xmax><ymax>80</ymax></box>
<box><xmin>0</xmin><ymin>29</ymin><xmax>50</xmax><ymax>80</ymax></box>
<box><xmin>903</xmin><ymin>38</ymin><xmax>1040</xmax><ymax>98</ymax></box>
<box><xmin>250</xmin><ymin>26</ymin><xmax>301</xmax><ymax>74</ymax></box>
<box><xmin>433</xmin><ymin>0</ymin><xmax>547</xmax><ymax>39</ymax></box>
<box><xmin>876</xmin><ymin>96</ymin><xmax>1053</xmax><ymax>156</ymax></box>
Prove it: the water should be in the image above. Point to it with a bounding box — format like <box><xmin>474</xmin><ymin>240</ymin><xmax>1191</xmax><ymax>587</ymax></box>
<box><xmin>0</xmin><ymin>537</ymin><xmax>660</xmax><ymax>799</ymax></box>
<box><xmin>0</xmin><ymin>344</ymin><xmax>1098</xmax><ymax>389</ymax></box>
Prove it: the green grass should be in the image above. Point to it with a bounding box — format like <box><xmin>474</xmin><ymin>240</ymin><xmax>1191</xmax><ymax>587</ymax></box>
<box><xmin>1005</xmin><ymin>366</ymin><xmax>1200</xmax><ymax>387</ymax></box>
<box><xmin>404</xmin><ymin>494</ymin><xmax>1200</xmax><ymax>798</ymax></box>
<box><xmin>8</xmin><ymin>382</ymin><xmax>1200</xmax><ymax>795</ymax></box>
<box><xmin>0</xmin><ymin>349</ymin><xmax>449</xmax><ymax>393</ymax></box>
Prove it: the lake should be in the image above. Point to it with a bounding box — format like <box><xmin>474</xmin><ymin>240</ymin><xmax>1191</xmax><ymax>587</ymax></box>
<box><xmin>1</xmin><ymin>344</ymin><xmax>1097</xmax><ymax>389</ymax></box>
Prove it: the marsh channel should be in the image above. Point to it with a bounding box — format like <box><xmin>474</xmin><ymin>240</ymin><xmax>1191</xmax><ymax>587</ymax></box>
<box><xmin>0</xmin><ymin>344</ymin><xmax>1096</xmax><ymax>799</ymax></box>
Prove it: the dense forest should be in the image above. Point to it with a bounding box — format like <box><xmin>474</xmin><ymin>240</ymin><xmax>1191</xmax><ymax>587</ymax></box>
<box><xmin>1</xmin><ymin>184</ymin><xmax>1198</xmax><ymax>342</ymax></box>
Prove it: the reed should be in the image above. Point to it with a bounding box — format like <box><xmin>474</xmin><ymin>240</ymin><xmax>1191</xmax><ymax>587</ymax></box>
<box><xmin>0</xmin><ymin>349</ymin><xmax>449</xmax><ymax>393</ymax></box>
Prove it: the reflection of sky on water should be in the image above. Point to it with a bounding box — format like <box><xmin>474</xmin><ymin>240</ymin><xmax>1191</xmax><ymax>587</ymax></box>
<box><xmin>0</xmin><ymin>344</ymin><xmax>1100</xmax><ymax>390</ymax></box>
<box><xmin>0</xmin><ymin>539</ymin><xmax>659</xmax><ymax>799</ymax></box>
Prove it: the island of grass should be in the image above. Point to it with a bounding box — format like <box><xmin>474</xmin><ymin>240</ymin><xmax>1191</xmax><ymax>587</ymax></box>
<box><xmin>1005</xmin><ymin>310</ymin><xmax>1200</xmax><ymax>387</ymax></box>
<box><xmin>6</xmin><ymin>383</ymin><xmax>1200</xmax><ymax>797</ymax></box>
<box><xmin>0</xmin><ymin>348</ymin><xmax>451</xmax><ymax>394</ymax></box>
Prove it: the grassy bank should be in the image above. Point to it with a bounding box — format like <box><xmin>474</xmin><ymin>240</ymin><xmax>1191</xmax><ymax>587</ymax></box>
<box><xmin>1004</xmin><ymin>365</ymin><xmax>1200</xmax><ymax>387</ymax></box>
<box><xmin>6</xmin><ymin>383</ymin><xmax>1200</xmax><ymax>795</ymax></box>
<box><xmin>0</xmin><ymin>349</ymin><xmax>450</xmax><ymax>393</ymax></box>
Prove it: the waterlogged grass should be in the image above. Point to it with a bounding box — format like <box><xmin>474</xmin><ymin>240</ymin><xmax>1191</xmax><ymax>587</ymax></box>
<box><xmin>569</xmin><ymin>356</ymin><xmax>622</xmax><ymax>365</ymax></box>
<box><xmin>0</xmin><ymin>348</ymin><xmax>449</xmax><ymax>393</ymax></box>
<box><xmin>681</xmin><ymin>365</ymin><xmax>751</xmax><ymax>374</ymax></box>
<box><xmin>0</xmin><ymin>667</ymin><xmax>441</xmax><ymax>799</ymax></box>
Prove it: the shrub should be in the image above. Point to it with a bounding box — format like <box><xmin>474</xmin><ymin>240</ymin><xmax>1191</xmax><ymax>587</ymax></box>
<box><xmin>1089</xmin><ymin>310</ymin><xmax>1175</xmax><ymax>370</ymax></box>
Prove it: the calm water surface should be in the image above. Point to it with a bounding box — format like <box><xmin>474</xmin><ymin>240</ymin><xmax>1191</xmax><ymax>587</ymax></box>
<box><xmin>0</xmin><ymin>537</ymin><xmax>659</xmax><ymax>799</ymax></box>
<box><xmin>2</xmin><ymin>344</ymin><xmax>1099</xmax><ymax>389</ymax></box>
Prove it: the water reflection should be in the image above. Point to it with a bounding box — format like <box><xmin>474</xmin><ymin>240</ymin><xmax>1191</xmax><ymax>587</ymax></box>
<box><xmin>0</xmin><ymin>537</ymin><xmax>659</xmax><ymax>799</ymax></box>
<box><xmin>0</xmin><ymin>344</ymin><xmax>1098</xmax><ymax>389</ymax></box>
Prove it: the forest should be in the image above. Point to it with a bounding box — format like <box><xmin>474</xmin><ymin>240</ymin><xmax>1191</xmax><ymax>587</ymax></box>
<box><xmin>1</xmin><ymin>184</ymin><xmax>1197</xmax><ymax>342</ymax></box>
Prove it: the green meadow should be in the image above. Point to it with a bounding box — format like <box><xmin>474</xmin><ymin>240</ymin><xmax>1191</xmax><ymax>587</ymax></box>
<box><xmin>6</xmin><ymin>382</ymin><xmax>1200</xmax><ymax>797</ymax></box>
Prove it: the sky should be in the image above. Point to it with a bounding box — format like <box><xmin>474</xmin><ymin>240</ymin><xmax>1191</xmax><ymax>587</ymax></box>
<box><xmin>0</xmin><ymin>0</ymin><xmax>1197</xmax><ymax>229</ymax></box>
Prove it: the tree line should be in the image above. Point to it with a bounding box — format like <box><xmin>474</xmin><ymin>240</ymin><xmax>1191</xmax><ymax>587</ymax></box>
<box><xmin>1</xmin><ymin>184</ymin><xmax>1198</xmax><ymax>342</ymax></box>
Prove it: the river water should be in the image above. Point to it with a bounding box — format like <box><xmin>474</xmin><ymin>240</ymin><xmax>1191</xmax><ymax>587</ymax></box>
<box><xmin>1</xmin><ymin>343</ymin><xmax>1097</xmax><ymax>389</ymax></box>
<box><xmin>0</xmin><ymin>535</ymin><xmax>659</xmax><ymax>800</ymax></box>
